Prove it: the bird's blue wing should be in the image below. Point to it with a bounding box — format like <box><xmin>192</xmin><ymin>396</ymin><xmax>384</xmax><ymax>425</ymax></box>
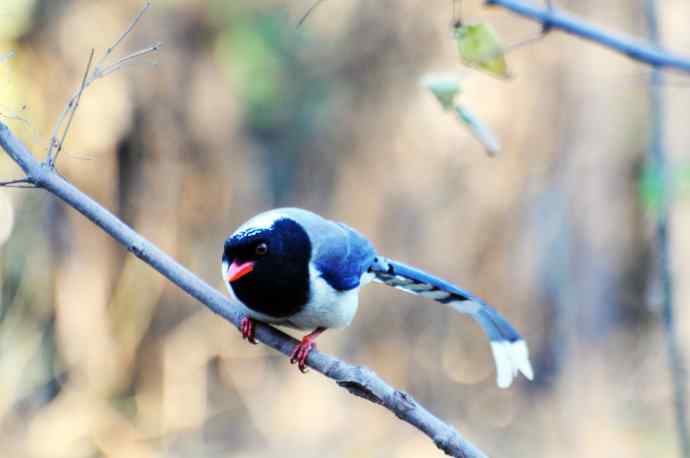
<box><xmin>313</xmin><ymin>222</ymin><xmax>377</xmax><ymax>291</ymax></box>
<box><xmin>276</xmin><ymin>208</ymin><xmax>377</xmax><ymax>292</ymax></box>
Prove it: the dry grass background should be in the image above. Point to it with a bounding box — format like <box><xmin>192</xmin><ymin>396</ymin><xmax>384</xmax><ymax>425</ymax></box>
<box><xmin>1</xmin><ymin>0</ymin><xmax>690</xmax><ymax>456</ymax></box>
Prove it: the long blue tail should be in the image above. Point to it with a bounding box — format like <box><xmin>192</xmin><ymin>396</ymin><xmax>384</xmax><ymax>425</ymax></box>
<box><xmin>369</xmin><ymin>257</ymin><xmax>533</xmax><ymax>388</ymax></box>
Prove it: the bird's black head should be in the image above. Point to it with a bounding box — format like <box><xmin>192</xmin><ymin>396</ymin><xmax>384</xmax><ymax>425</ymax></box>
<box><xmin>222</xmin><ymin>216</ymin><xmax>312</xmax><ymax>317</ymax></box>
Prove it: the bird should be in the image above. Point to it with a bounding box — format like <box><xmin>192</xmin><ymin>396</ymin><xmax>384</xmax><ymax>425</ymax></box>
<box><xmin>221</xmin><ymin>208</ymin><xmax>533</xmax><ymax>388</ymax></box>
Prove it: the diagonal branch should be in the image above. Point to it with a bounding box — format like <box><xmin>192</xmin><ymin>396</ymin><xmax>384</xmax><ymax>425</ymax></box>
<box><xmin>0</xmin><ymin>120</ymin><xmax>487</xmax><ymax>458</ymax></box>
<box><xmin>486</xmin><ymin>0</ymin><xmax>690</xmax><ymax>73</ymax></box>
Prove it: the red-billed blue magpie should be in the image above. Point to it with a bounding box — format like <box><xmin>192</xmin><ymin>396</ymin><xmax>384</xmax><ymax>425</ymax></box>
<box><xmin>222</xmin><ymin>208</ymin><xmax>533</xmax><ymax>388</ymax></box>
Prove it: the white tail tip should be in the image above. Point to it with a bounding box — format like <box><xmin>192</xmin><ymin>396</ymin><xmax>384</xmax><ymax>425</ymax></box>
<box><xmin>490</xmin><ymin>340</ymin><xmax>534</xmax><ymax>389</ymax></box>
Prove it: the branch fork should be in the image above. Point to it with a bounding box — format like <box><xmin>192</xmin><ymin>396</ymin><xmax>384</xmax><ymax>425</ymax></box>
<box><xmin>44</xmin><ymin>2</ymin><xmax>161</xmax><ymax>169</ymax></box>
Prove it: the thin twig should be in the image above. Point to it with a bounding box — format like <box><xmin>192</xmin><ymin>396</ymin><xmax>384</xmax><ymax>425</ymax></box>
<box><xmin>645</xmin><ymin>2</ymin><xmax>690</xmax><ymax>457</ymax></box>
<box><xmin>0</xmin><ymin>108</ymin><xmax>46</xmax><ymax>158</ymax></box>
<box><xmin>45</xmin><ymin>3</ymin><xmax>159</xmax><ymax>167</ymax></box>
<box><xmin>0</xmin><ymin>177</ymin><xmax>34</xmax><ymax>188</ymax></box>
<box><xmin>0</xmin><ymin>121</ymin><xmax>487</xmax><ymax>458</ymax></box>
<box><xmin>503</xmin><ymin>31</ymin><xmax>548</xmax><ymax>54</ymax></box>
<box><xmin>452</xmin><ymin>0</ymin><xmax>462</xmax><ymax>26</ymax></box>
<box><xmin>486</xmin><ymin>0</ymin><xmax>690</xmax><ymax>73</ymax></box>
<box><xmin>97</xmin><ymin>42</ymin><xmax>161</xmax><ymax>78</ymax></box>
<box><xmin>1</xmin><ymin>110</ymin><xmax>32</xmax><ymax>130</ymax></box>
<box><xmin>469</xmin><ymin>30</ymin><xmax>547</xmax><ymax>72</ymax></box>
<box><xmin>297</xmin><ymin>0</ymin><xmax>329</xmax><ymax>27</ymax></box>
<box><xmin>0</xmin><ymin>184</ymin><xmax>35</xmax><ymax>189</ymax></box>
<box><xmin>95</xmin><ymin>2</ymin><xmax>152</xmax><ymax>70</ymax></box>
<box><xmin>49</xmin><ymin>49</ymin><xmax>94</xmax><ymax>168</ymax></box>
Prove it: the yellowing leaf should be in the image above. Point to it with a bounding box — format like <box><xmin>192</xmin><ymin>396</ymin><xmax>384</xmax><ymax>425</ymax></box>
<box><xmin>454</xmin><ymin>23</ymin><xmax>509</xmax><ymax>78</ymax></box>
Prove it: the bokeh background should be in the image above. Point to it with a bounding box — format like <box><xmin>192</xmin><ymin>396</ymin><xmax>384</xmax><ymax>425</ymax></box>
<box><xmin>1</xmin><ymin>0</ymin><xmax>689</xmax><ymax>456</ymax></box>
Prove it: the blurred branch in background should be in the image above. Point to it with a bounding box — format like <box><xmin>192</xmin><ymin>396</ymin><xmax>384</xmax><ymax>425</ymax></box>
<box><xmin>487</xmin><ymin>0</ymin><xmax>690</xmax><ymax>73</ymax></box>
<box><xmin>645</xmin><ymin>1</ymin><xmax>690</xmax><ymax>456</ymax></box>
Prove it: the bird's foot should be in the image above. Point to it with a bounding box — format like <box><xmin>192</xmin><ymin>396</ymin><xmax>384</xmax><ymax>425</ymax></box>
<box><xmin>290</xmin><ymin>327</ymin><xmax>326</xmax><ymax>373</ymax></box>
<box><xmin>290</xmin><ymin>338</ymin><xmax>316</xmax><ymax>373</ymax></box>
<box><xmin>240</xmin><ymin>317</ymin><xmax>257</xmax><ymax>344</ymax></box>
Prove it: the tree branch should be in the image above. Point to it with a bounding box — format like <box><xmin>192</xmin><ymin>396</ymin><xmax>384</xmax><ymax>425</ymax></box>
<box><xmin>486</xmin><ymin>0</ymin><xmax>690</xmax><ymax>73</ymax></box>
<box><xmin>45</xmin><ymin>2</ymin><xmax>160</xmax><ymax>167</ymax></box>
<box><xmin>644</xmin><ymin>2</ymin><xmax>690</xmax><ymax>457</ymax></box>
<box><xmin>0</xmin><ymin>121</ymin><xmax>486</xmax><ymax>458</ymax></box>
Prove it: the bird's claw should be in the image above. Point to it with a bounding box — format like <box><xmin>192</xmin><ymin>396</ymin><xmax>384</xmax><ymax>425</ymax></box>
<box><xmin>240</xmin><ymin>317</ymin><xmax>257</xmax><ymax>344</ymax></box>
<box><xmin>290</xmin><ymin>337</ymin><xmax>316</xmax><ymax>373</ymax></box>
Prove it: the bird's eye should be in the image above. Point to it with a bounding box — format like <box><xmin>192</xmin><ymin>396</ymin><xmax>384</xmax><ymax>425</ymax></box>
<box><xmin>255</xmin><ymin>242</ymin><xmax>268</xmax><ymax>256</ymax></box>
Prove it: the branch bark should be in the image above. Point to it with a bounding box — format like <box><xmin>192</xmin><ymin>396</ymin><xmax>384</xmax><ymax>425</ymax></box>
<box><xmin>486</xmin><ymin>0</ymin><xmax>690</xmax><ymax>73</ymax></box>
<box><xmin>0</xmin><ymin>121</ymin><xmax>486</xmax><ymax>458</ymax></box>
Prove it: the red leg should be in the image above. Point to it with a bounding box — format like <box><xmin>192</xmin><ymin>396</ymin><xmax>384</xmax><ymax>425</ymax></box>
<box><xmin>240</xmin><ymin>317</ymin><xmax>257</xmax><ymax>344</ymax></box>
<box><xmin>290</xmin><ymin>327</ymin><xmax>326</xmax><ymax>373</ymax></box>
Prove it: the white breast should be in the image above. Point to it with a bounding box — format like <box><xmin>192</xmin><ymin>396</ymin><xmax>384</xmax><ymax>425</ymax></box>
<box><xmin>286</xmin><ymin>264</ymin><xmax>362</xmax><ymax>330</ymax></box>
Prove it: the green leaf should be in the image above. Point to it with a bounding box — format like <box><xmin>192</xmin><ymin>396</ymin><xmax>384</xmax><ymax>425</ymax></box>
<box><xmin>454</xmin><ymin>23</ymin><xmax>509</xmax><ymax>78</ymax></box>
<box><xmin>420</xmin><ymin>73</ymin><xmax>462</xmax><ymax>110</ymax></box>
<box><xmin>455</xmin><ymin>105</ymin><xmax>501</xmax><ymax>156</ymax></box>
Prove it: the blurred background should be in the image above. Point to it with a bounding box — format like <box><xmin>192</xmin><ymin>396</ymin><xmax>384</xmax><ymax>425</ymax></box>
<box><xmin>0</xmin><ymin>0</ymin><xmax>689</xmax><ymax>456</ymax></box>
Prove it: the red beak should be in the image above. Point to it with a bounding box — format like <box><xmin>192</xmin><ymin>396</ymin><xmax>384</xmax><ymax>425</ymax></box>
<box><xmin>227</xmin><ymin>260</ymin><xmax>255</xmax><ymax>283</ymax></box>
